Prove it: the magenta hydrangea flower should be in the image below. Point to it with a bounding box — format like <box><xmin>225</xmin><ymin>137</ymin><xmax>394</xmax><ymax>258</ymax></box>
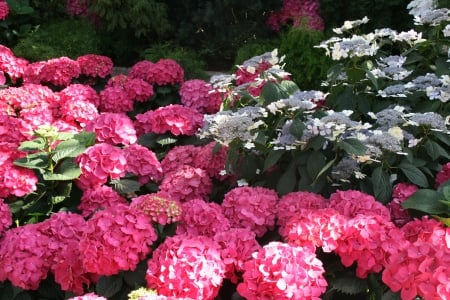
<box><xmin>0</xmin><ymin>198</ymin><xmax>12</xmax><ymax>234</ymax></box>
<box><xmin>76</xmin><ymin>54</ymin><xmax>114</xmax><ymax>79</ymax></box>
<box><xmin>0</xmin><ymin>1</ymin><xmax>9</xmax><ymax>20</ymax></box>
<box><xmin>78</xmin><ymin>185</ymin><xmax>128</xmax><ymax>217</ymax></box>
<box><xmin>0</xmin><ymin>115</ymin><xmax>29</xmax><ymax>148</ymax></box>
<box><xmin>134</xmin><ymin>104</ymin><xmax>204</xmax><ymax>136</ymax></box>
<box><xmin>123</xmin><ymin>144</ymin><xmax>163</xmax><ymax>184</ymax></box>
<box><xmin>0</xmin><ymin>45</ymin><xmax>28</xmax><ymax>83</ymax></box>
<box><xmin>124</xmin><ymin>77</ymin><xmax>154</xmax><ymax>102</ymax></box>
<box><xmin>58</xmin><ymin>83</ymin><xmax>100</xmax><ymax>107</ymax></box>
<box><xmin>98</xmin><ymin>85</ymin><xmax>134</xmax><ymax>113</ymax></box>
<box><xmin>179</xmin><ymin>79</ymin><xmax>223</xmax><ymax>114</ymax></box>
<box><xmin>0</xmin><ymin>153</ymin><xmax>38</xmax><ymax>198</ymax></box>
<box><xmin>266</xmin><ymin>0</ymin><xmax>324</xmax><ymax>31</ymax></box>
<box><xmin>127</xmin><ymin>60</ymin><xmax>155</xmax><ymax>81</ymax></box>
<box><xmin>160</xmin><ymin>145</ymin><xmax>198</xmax><ymax>174</ymax></box>
<box><xmin>68</xmin><ymin>293</ymin><xmax>107</xmax><ymax>300</ymax></box>
<box><xmin>176</xmin><ymin>198</ymin><xmax>231</xmax><ymax>237</ymax></box>
<box><xmin>85</xmin><ymin>112</ymin><xmax>137</xmax><ymax>146</ymax></box>
<box><xmin>387</xmin><ymin>182</ymin><xmax>418</xmax><ymax>227</ymax></box>
<box><xmin>213</xmin><ymin>228</ymin><xmax>261</xmax><ymax>283</ymax></box>
<box><xmin>237</xmin><ymin>241</ymin><xmax>327</xmax><ymax>300</ymax></box>
<box><xmin>66</xmin><ymin>0</ymin><xmax>89</xmax><ymax>16</ymax></box>
<box><xmin>131</xmin><ymin>193</ymin><xmax>182</xmax><ymax>225</ymax></box>
<box><xmin>79</xmin><ymin>204</ymin><xmax>157</xmax><ymax>276</ymax></box>
<box><xmin>158</xmin><ymin>164</ymin><xmax>213</xmax><ymax>202</ymax></box>
<box><xmin>435</xmin><ymin>162</ymin><xmax>450</xmax><ymax>188</ymax></box>
<box><xmin>146</xmin><ymin>234</ymin><xmax>225</xmax><ymax>300</ymax></box>
<box><xmin>193</xmin><ymin>142</ymin><xmax>228</xmax><ymax>180</ymax></box>
<box><xmin>328</xmin><ymin>189</ymin><xmax>391</xmax><ymax>219</ymax></box>
<box><xmin>144</xmin><ymin>58</ymin><xmax>184</xmax><ymax>86</ymax></box>
<box><xmin>59</xmin><ymin>96</ymin><xmax>99</xmax><ymax>128</ymax></box>
<box><xmin>222</xmin><ymin>186</ymin><xmax>279</xmax><ymax>237</ymax></box>
<box><xmin>36</xmin><ymin>56</ymin><xmax>81</xmax><ymax>86</ymax></box>
<box><xmin>75</xmin><ymin>143</ymin><xmax>127</xmax><ymax>190</ymax></box>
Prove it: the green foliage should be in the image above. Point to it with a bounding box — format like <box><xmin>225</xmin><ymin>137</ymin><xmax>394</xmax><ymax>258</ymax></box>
<box><xmin>0</xmin><ymin>0</ymin><xmax>37</xmax><ymax>46</ymax></box>
<box><xmin>279</xmin><ymin>28</ymin><xmax>334</xmax><ymax>89</ymax></box>
<box><xmin>12</xmin><ymin>18</ymin><xmax>102</xmax><ymax>61</ymax></box>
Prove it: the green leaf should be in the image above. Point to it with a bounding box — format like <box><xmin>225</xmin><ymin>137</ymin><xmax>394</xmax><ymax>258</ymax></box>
<box><xmin>438</xmin><ymin>181</ymin><xmax>450</xmax><ymax>200</ymax></box>
<box><xmin>156</xmin><ymin>136</ymin><xmax>177</xmax><ymax>146</ymax></box>
<box><xmin>138</xmin><ymin>133</ymin><xmax>158</xmax><ymax>148</ymax></box>
<box><xmin>111</xmin><ymin>178</ymin><xmax>141</xmax><ymax>194</ymax></box>
<box><xmin>289</xmin><ymin>118</ymin><xmax>306</xmax><ymax>139</ymax></box>
<box><xmin>51</xmin><ymin>195</ymin><xmax>67</xmax><ymax>205</ymax></box>
<box><xmin>424</xmin><ymin>140</ymin><xmax>450</xmax><ymax>160</ymax></box>
<box><xmin>313</xmin><ymin>157</ymin><xmax>335</xmax><ymax>182</ymax></box>
<box><xmin>52</xmin><ymin>139</ymin><xmax>85</xmax><ymax>163</ymax></box>
<box><xmin>96</xmin><ymin>275</ymin><xmax>123</xmax><ymax>298</ymax></box>
<box><xmin>276</xmin><ymin>166</ymin><xmax>296</xmax><ymax>195</ymax></box>
<box><xmin>328</xmin><ymin>275</ymin><xmax>368</xmax><ymax>295</ymax></box>
<box><xmin>44</xmin><ymin>160</ymin><xmax>81</xmax><ymax>181</ymax></box>
<box><xmin>263</xmin><ymin>150</ymin><xmax>284</xmax><ymax>172</ymax></box>
<box><xmin>338</xmin><ymin>138</ymin><xmax>366</xmax><ymax>156</ymax></box>
<box><xmin>434</xmin><ymin>216</ymin><xmax>450</xmax><ymax>226</ymax></box>
<box><xmin>402</xmin><ymin>189</ymin><xmax>448</xmax><ymax>214</ymax></box>
<box><xmin>306</xmin><ymin>151</ymin><xmax>326</xmax><ymax>179</ymax></box>
<box><xmin>433</xmin><ymin>131</ymin><xmax>450</xmax><ymax>147</ymax></box>
<box><xmin>240</xmin><ymin>155</ymin><xmax>260</xmax><ymax>180</ymax></box>
<box><xmin>399</xmin><ymin>161</ymin><xmax>429</xmax><ymax>187</ymax></box>
<box><xmin>74</xmin><ymin>131</ymin><xmax>96</xmax><ymax>147</ymax></box>
<box><xmin>18</xmin><ymin>138</ymin><xmax>46</xmax><ymax>151</ymax></box>
<box><xmin>13</xmin><ymin>154</ymin><xmax>49</xmax><ymax>170</ymax></box>
<box><xmin>371</xmin><ymin>167</ymin><xmax>392</xmax><ymax>204</ymax></box>
<box><xmin>381</xmin><ymin>290</ymin><xmax>401</xmax><ymax>300</ymax></box>
<box><xmin>279</xmin><ymin>80</ymin><xmax>299</xmax><ymax>95</ymax></box>
<box><xmin>260</xmin><ymin>81</ymin><xmax>281</xmax><ymax>104</ymax></box>
<box><xmin>365</xmin><ymin>69</ymin><xmax>379</xmax><ymax>90</ymax></box>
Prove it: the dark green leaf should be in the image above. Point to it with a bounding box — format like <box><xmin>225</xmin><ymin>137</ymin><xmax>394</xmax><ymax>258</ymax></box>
<box><xmin>381</xmin><ymin>290</ymin><xmax>401</xmax><ymax>300</ymax></box>
<box><xmin>52</xmin><ymin>139</ymin><xmax>85</xmax><ymax>163</ymax></box>
<box><xmin>289</xmin><ymin>118</ymin><xmax>306</xmax><ymax>139</ymax></box>
<box><xmin>371</xmin><ymin>167</ymin><xmax>392</xmax><ymax>204</ymax></box>
<box><xmin>424</xmin><ymin>140</ymin><xmax>450</xmax><ymax>160</ymax></box>
<box><xmin>74</xmin><ymin>131</ymin><xmax>97</xmax><ymax>147</ymax></box>
<box><xmin>276</xmin><ymin>166</ymin><xmax>296</xmax><ymax>195</ymax></box>
<box><xmin>399</xmin><ymin>161</ymin><xmax>429</xmax><ymax>187</ymax></box>
<box><xmin>138</xmin><ymin>133</ymin><xmax>158</xmax><ymax>148</ymax></box>
<box><xmin>96</xmin><ymin>275</ymin><xmax>123</xmax><ymax>298</ymax></box>
<box><xmin>263</xmin><ymin>150</ymin><xmax>284</xmax><ymax>172</ymax></box>
<box><xmin>45</xmin><ymin>160</ymin><xmax>81</xmax><ymax>181</ymax></box>
<box><xmin>402</xmin><ymin>189</ymin><xmax>448</xmax><ymax>214</ymax></box>
<box><xmin>365</xmin><ymin>69</ymin><xmax>379</xmax><ymax>90</ymax></box>
<box><xmin>279</xmin><ymin>80</ymin><xmax>299</xmax><ymax>95</ymax></box>
<box><xmin>111</xmin><ymin>179</ymin><xmax>141</xmax><ymax>194</ymax></box>
<box><xmin>338</xmin><ymin>138</ymin><xmax>366</xmax><ymax>156</ymax></box>
<box><xmin>123</xmin><ymin>261</ymin><xmax>147</xmax><ymax>288</ymax></box>
<box><xmin>260</xmin><ymin>81</ymin><xmax>281</xmax><ymax>103</ymax></box>
<box><xmin>433</xmin><ymin>131</ymin><xmax>450</xmax><ymax>146</ymax></box>
<box><xmin>13</xmin><ymin>293</ymin><xmax>32</xmax><ymax>300</ymax></box>
<box><xmin>438</xmin><ymin>181</ymin><xmax>450</xmax><ymax>200</ymax></box>
<box><xmin>328</xmin><ymin>275</ymin><xmax>368</xmax><ymax>295</ymax></box>
<box><xmin>306</xmin><ymin>151</ymin><xmax>326</xmax><ymax>179</ymax></box>
<box><xmin>13</xmin><ymin>154</ymin><xmax>48</xmax><ymax>170</ymax></box>
<box><xmin>240</xmin><ymin>155</ymin><xmax>260</xmax><ymax>180</ymax></box>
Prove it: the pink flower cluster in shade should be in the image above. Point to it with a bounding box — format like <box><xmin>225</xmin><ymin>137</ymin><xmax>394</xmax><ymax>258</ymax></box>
<box><xmin>131</xmin><ymin>193</ymin><xmax>182</xmax><ymax>225</ymax></box>
<box><xmin>266</xmin><ymin>0</ymin><xmax>325</xmax><ymax>32</ymax></box>
<box><xmin>0</xmin><ymin>198</ymin><xmax>11</xmax><ymax>234</ymax></box>
<box><xmin>179</xmin><ymin>79</ymin><xmax>223</xmax><ymax>114</ymax></box>
<box><xmin>0</xmin><ymin>1</ymin><xmax>9</xmax><ymax>20</ymax></box>
<box><xmin>77</xmin><ymin>54</ymin><xmax>114</xmax><ymax>79</ymax></box>
<box><xmin>435</xmin><ymin>162</ymin><xmax>450</xmax><ymax>188</ymax></box>
<box><xmin>123</xmin><ymin>143</ymin><xmax>163</xmax><ymax>184</ymax></box>
<box><xmin>128</xmin><ymin>59</ymin><xmax>184</xmax><ymax>86</ymax></box>
<box><xmin>78</xmin><ymin>185</ymin><xmax>128</xmax><ymax>217</ymax></box>
<box><xmin>386</xmin><ymin>182</ymin><xmax>417</xmax><ymax>227</ymax></box>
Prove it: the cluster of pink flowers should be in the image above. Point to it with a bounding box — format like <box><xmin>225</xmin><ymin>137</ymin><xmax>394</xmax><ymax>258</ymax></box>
<box><xmin>131</xmin><ymin>193</ymin><xmax>182</xmax><ymax>225</ymax></box>
<box><xmin>24</xmin><ymin>57</ymin><xmax>81</xmax><ymax>86</ymax></box>
<box><xmin>0</xmin><ymin>1</ymin><xmax>9</xmax><ymax>20</ymax></box>
<box><xmin>386</xmin><ymin>182</ymin><xmax>417</xmax><ymax>227</ymax></box>
<box><xmin>77</xmin><ymin>54</ymin><xmax>114</xmax><ymax>79</ymax></box>
<box><xmin>85</xmin><ymin>112</ymin><xmax>137</xmax><ymax>145</ymax></box>
<box><xmin>123</xmin><ymin>143</ymin><xmax>163</xmax><ymax>184</ymax></box>
<box><xmin>78</xmin><ymin>185</ymin><xmax>128</xmax><ymax>217</ymax></box>
<box><xmin>0</xmin><ymin>198</ymin><xmax>11</xmax><ymax>234</ymax></box>
<box><xmin>266</xmin><ymin>0</ymin><xmax>325</xmax><ymax>31</ymax></box>
<box><xmin>0</xmin><ymin>45</ymin><xmax>28</xmax><ymax>83</ymax></box>
<box><xmin>435</xmin><ymin>162</ymin><xmax>450</xmax><ymax>188</ymax></box>
<box><xmin>128</xmin><ymin>58</ymin><xmax>184</xmax><ymax>86</ymax></box>
<box><xmin>0</xmin><ymin>149</ymin><xmax>38</xmax><ymax>198</ymax></box>
<box><xmin>179</xmin><ymin>79</ymin><xmax>223</xmax><ymax>114</ymax></box>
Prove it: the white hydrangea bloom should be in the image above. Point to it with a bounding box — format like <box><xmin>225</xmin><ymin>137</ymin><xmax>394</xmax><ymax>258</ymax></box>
<box><xmin>332</xmin><ymin>17</ymin><xmax>370</xmax><ymax>34</ymax></box>
<box><xmin>407</xmin><ymin>0</ymin><xmax>437</xmax><ymax>17</ymax></box>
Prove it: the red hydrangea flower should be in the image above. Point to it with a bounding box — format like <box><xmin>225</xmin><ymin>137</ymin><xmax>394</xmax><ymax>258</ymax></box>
<box><xmin>37</xmin><ymin>57</ymin><xmax>81</xmax><ymax>86</ymax></box>
<box><xmin>284</xmin><ymin>208</ymin><xmax>348</xmax><ymax>253</ymax></box>
<box><xmin>77</xmin><ymin>54</ymin><xmax>113</xmax><ymax>78</ymax></box>
<box><xmin>68</xmin><ymin>293</ymin><xmax>107</xmax><ymax>300</ymax></box>
<box><xmin>179</xmin><ymin>79</ymin><xmax>223</xmax><ymax>114</ymax></box>
<box><xmin>98</xmin><ymin>85</ymin><xmax>134</xmax><ymax>113</ymax></box>
<box><xmin>75</xmin><ymin>143</ymin><xmax>127</xmax><ymax>190</ymax></box>
<box><xmin>124</xmin><ymin>78</ymin><xmax>154</xmax><ymax>102</ymax></box>
<box><xmin>435</xmin><ymin>162</ymin><xmax>450</xmax><ymax>188</ymax></box>
<box><xmin>158</xmin><ymin>164</ymin><xmax>213</xmax><ymax>202</ymax></box>
<box><xmin>134</xmin><ymin>104</ymin><xmax>204</xmax><ymax>136</ymax></box>
<box><xmin>0</xmin><ymin>223</ymin><xmax>52</xmax><ymax>290</ymax></box>
<box><xmin>123</xmin><ymin>144</ymin><xmax>163</xmax><ymax>184</ymax></box>
<box><xmin>131</xmin><ymin>193</ymin><xmax>182</xmax><ymax>225</ymax></box>
<box><xmin>0</xmin><ymin>1</ymin><xmax>9</xmax><ymax>20</ymax></box>
<box><xmin>387</xmin><ymin>182</ymin><xmax>418</xmax><ymax>227</ymax></box>
<box><xmin>78</xmin><ymin>185</ymin><xmax>128</xmax><ymax>217</ymax></box>
<box><xmin>221</xmin><ymin>186</ymin><xmax>278</xmax><ymax>237</ymax></box>
<box><xmin>79</xmin><ymin>204</ymin><xmax>157</xmax><ymax>276</ymax></box>
<box><xmin>146</xmin><ymin>234</ymin><xmax>225</xmax><ymax>300</ymax></box>
<box><xmin>58</xmin><ymin>83</ymin><xmax>100</xmax><ymax>107</ymax></box>
<box><xmin>0</xmin><ymin>198</ymin><xmax>12</xmax><ymax>234</ymax></box>
<box><xmin>144</xmin><ymin>58</ymin><xmax>184</xmax><ymax>86</ymax></box>
<box><xmin>176</xmin><ymin>198</ymin><xmax>231</xmax><ymax>237</ymax></box>
<box><xmin>329</xmin><ymin>189</ymin><xmax>391</xmax><ymax>219</ymax></box>
<box><xmin>276</xmin><ymin>191</ymin><xmax>328</xmax><ymax>235</ymax></box>
<box><xmin>213</xmin><ymin>228</ymin><xmax>261</xmax><ymax>283</ymax></box>
<box><xmin>237</xmin><ymin>241</ymin><xmax>327</xmax><ymax>300</ymax></box>
<box><xmin>85</xmin><ymin>112</ymin><xmax>137</xmax><ymax>146</ymax></box>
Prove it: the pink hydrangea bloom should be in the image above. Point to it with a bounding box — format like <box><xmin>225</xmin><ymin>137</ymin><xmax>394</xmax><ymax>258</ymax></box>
<box><xmin>284</xmin><ymin>208</ymin><xmax>348</xmax><ymax>253</ymax></box>
<box><xmin>401</xmin><ymin>216</ymin><xmax>448</xmax><ymax>245</ymax></box>
<box><xmin>387</xmin><ymin>182</ymin><xmax>418</xmax><ymax>227</ymax></box>
<box><xmin>158</xmin><ymin>164</ymin><xmax>213</xmax><ymax>202</ymax></box>
<box><xmin>176</xmin><ymin>198</ymin><xmax>231</xmax><ymax>237</ymax></box>
<box><xmin>98</xmin><ymin>85</ymin><xmax>134</xmax><ymax>113</ymax></box>
<box><xmin>328</xmin><ymin>189</ymin><xmax>391</xmax><ymax>219</ymax></box>
<box><xmin>237</xmin><ymin>241</ymin><xmax>327</xmax><ymax>300</ymax></box>
<box><xmin>19</xmin><ymin>104</ymin><xmax>55</xmax><ymax>131</ymax></box>
<box><xmin>68</xmin><ymin>293</ymin><xmax>107</xmax><ymax>300</ymax></box>
<box><xmin>85</xmin><ymin>112</ymin><xmax>137</xmax><ymax>146</ymax></box>
<box><xmin>146</xmin><ymin>234</ymin><xmax>225</xmax><ymax>300</ymax></box>
<box><xmin>37</xmin><ymin>57</ymin><xmax>81</xmax><ymax>86</ymax></box>
<box><xmin>0</xmin><ymin>153</ymin><xmax>38</xmax><ymax>198</ymax></box>
<box><xmin>0</xmin><ymin>223</ymin><xmax>52</xmax><ymax>290</ymax></box>
<box><xmin>131</xmin><ymin>193</ymin><xmax>182</xmax><ymax>225</ymax></box>
<box><xmin>435</xmin><ymin>162</ymin><xmax>450</xmax><ymax>188</ymax></box>
<box><xmin>78</xmin><ymin>185</ymin><xmax>128</xmax><ymax>217</ymax></box>
<box><xmin>213</xmin><ymin>228</ymin><xmax>261</xmax><ymax>283</ymax></box>
<box><xmin>58</xmin><ymin>83</ymin><xmax>100</xmax><ymax>107</ymax></box>
<box><xmin>22</xmin><ymin>61</ymin><xmax>45</xmax><ymax>84</ymax></box>
<box><xmin>0</xmin><ymin>115</ymin><xmax>29</xmax><ymax>147</ymax></box>
<box><xmin>0</xmin><ymin>198</ymin><xmax>12</xmax><ymax>234</ymax></box>
<box><xmin>107</xmin><ymin>73</ymin><xmax>128</xmax><ymax>88</ymax></box>
<box><xmin>79</xmin><ymin>204</ymin><xmax>157</xmax><ymax>276</ymax></box>
<box><xmin>76</xmin><ymin>54</ymin><xmax>114</xmax><ymax>78</ymax></box>
<box><xmin>123</xmin><ymin>144</ymin><xmax>162</xmax><ymax>184</ymax></box>
<box><xmin>0</xmin><ymin>45</ymin><xmax>28</xmax><ymax>83</ymax></box>
<box><xmin>59</xmin><ymin>97</ymin><xmax>99</xmax><ymax>128</ymax></box>
<box><xmin>124</xmin><ymin>78</ymin><xmax>154</xmax><ymax>102</ymax></box>
<box><xmin>266</xmin><ymin>0</ymin><xmax>325</xmax><ymax>31</ymax></box>
<box><xmin>128</xmin><ymin>60</ymin><xmax>155</xmax><ymax>81</ymax></box>
<box><xmin>0</xmin><ymin>1</ymin><xmax>9</xmax><ymax>20</ymax></box>
<box><xmin>144</xmin><ymin>58</ymin><xmax>184</xmax><ymax>86</ymax></box>
<box><xmin>179</xmin><ymin>79</ymin><xmax>223</xmax><ymax>114</ymax></box>
<box><xmin>193</xmin><ymin>142</ymin><xmax>228</xmax><ymax>180</ymax></box>
<box><xmin>276</xmin><ymin>191</ymin><xmax>328</xmax><ymax>235</ymax></box>
<box><xmin>75</xmin><ymin>143</ymin><xmax>127</xmax><ymax>190</ymax></box>
<box><xmin>160</xmin><ymin>145</ymin><xmax>198</xmax><ymax>174</ymax></box>
<box><xmin>222</xmin><ymin>186</ymin><xmax>278</xmax><ymax>237</ymax></box>
<box><xmin>134</xmin><ymin>104</ymin><xmax>204</xmax><ymax>136</ymax></box>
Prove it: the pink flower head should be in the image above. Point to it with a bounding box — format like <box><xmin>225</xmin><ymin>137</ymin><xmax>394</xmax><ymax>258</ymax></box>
<box><xmin>75</xmin><ymin>143</ymin><xmax>127</xmax><ymax>190</ymax></box>
<box><xmin>66</xmin><ymin>0</ymin><xmax>89</xmax><ymax>16</ymax></box>
<box><xmin>0</xmin><ymin>198</ymin><xmax>12</xmax><ymax>234</ymax></box>
<box><xmin>387</xmin><ymin>182</ymin><xmax>418</xmax><ymax>227</ymax></box>
<box><xmin>37</xmin><ymin>57</ymin><xmax>81</xmax><ymax>86</ymax></box>
<box><xmin>0</xmin><ymin>223</ymin><xmax>52</xmax><ymax>290</ymax></box>
<box><xmin>124</xmin><ymin>78</ymin><xmax>154</xmax><ymax>102</ymax></box>
<box><xmin>0</xmin><ymin>1</ymin><xmax>9</xmax><ymax>20</ymax></box>
<box><xmin>80</xmin><ymin>204</ymin><xmax>157</xmax><ymax>276</ymax></box>
<box><xmin>123</xmin><ymin>144</ymin><xmax>163</xmax><ymax>184</ymax></box>
<box><xmin>176</xmin><ymin>198</ymin><xmax>231</xmax><ymax>237</ymax></box>
<box><xmin>401</xmin><ymin>216</ymin><xmax>448</xmax><ymax>246</ymax></box>
<box><xmin>59</xmin><ymin>96</ymin><xmax>99</xmax><ymax>128</ymax></box>
<box><xmin>266</xmin><ymin>0</ymin><xmax>324</xmax><ymax>31</ymax></box>
<box><xmin>213</xmin><ymin>228</ymin><xmax>261</xmax><ymax>283</ymax></box>
<box><xmin>237</xmin><ymin>241</ymin><xmax>327</xmax><ymax>300</ymax></box>
<box><xmin>161</xmin><ymin>145</ymin><xmax>198</xmax><ymax>174</ymax></box>
<box><xmin>435</xmin><ymin>162</ymin><xmax>450</xmax><ymax>188</ymax></box>
<box><xmin>0</xmin><ymin>45</ymin><xmax>28</xmax><ymax>83</ymax></box>
<box><xmin>146</xmin><ymin>234</ymin><xmax>225</xmax><ymax>300</ymax></box>
<box><xmin>77</xmin><ymin>54</ymin><xmax>114</xmax><ymax>78</ymax></box>
<box><xmin>134</xmin><ymin>104</ymin><xmax>204</xmax><ymax>136</ymax></box>
<box><xmin>78</xmin><ymin>185</ymin><xmax>128</xmax><ymax>217</ymax></box>
<box><xmin>98</xmin><ymin>85</ymin><xmax>134</xmax><ymax>113</ymax></box>
<box><xmin>179</xmin><ymin>79</ymin><xmax>223</xmax><ymax>114</ymax></box>
<box><xmin>0</xmin><ymin>154</ymin><xmax>38</xmax><ymax>198</ymax></box>
<box><xmin>284</xmin><ymin>208</ymin><xmax>348</xmax><ymax>253</ymax></box>
<box><xmin>68</xmin><ymin>293</ymin><xmax>107</xmax><ymax>300</ymax></box>
<box><xmin>193</xmin><ymin>142</ymin><xmax>228</xmax><ymax>180</ymax></box>
<box><xmin>158</xmin><ymin>164</ymin><xmax>213</xmax><ymax>202</ymax></box>
<box><xmin>222</xmin><ymin>186</ymin><xmax>278</xmax><ymax>237</ymax></box>
<box><xmin>329</xmin><ymin>189</ymin><xmax>391</xmax><ymax>219</ymax></box>
<box><xmin>145</xmin><ymin>58</ymin><xmax>184</xmax><ymax>86</ymax></box>
<box><xmin>128</xmin><ymin>60</ymin><xmax>155</xmax><ymax>81</ymax></box>
<box><xmin>0</xmin><ymin>114</ymin><xmax>29</xmax><ymax>147</ymax></box>
<box><xmin>107</xmin><ymin>73</ymin><xmax>128</xmax><ymax>88</ymax></box>
<box><xmin>58</xmin><ymin>83</ymin><xmax>100</xmax><ymax>108</ymax></box>
<box><xmin>276</xmin><ymin>191</ymin><xmax>328</xmax><ymax>235</ymax></box>
<box><xmin>131</xmin><ymin>193</ymin><xmax>182</xmax><ymax>225</ymax></box>
<box><xmin>85</xmin><ymin>112</ymin><xmax>137</xmax><ymax>146</ymax></box>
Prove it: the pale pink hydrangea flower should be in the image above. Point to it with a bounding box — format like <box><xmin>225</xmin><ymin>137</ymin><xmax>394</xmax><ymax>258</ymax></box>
<box><xmin>237</xmin><ymin>241</ymin><xmax>327</xmax><ymax>300</ymax></box>
<box><xmin>68</xmin><ymin>293</ymin><xmax>107</xmax><ymax>300</ymax></box>
<box><xmin>79</xmin><ymin>204</ymin><xmax>157</xmax><ymax>276</ymax></box>
<box><xmin>213</xmin><ymin>228</ymin><xmax>261</xmax><ymax>283</ymax></box>
<box><xmin>158</xmin><ymin>164</ymin><xmax>213</xmax><ymax>202</ymax></box>
<box><xmin>124</xmin><ymin>77</ymin><xmax>154</xmax><ymax>102</ymax></box>
<box><xmin>146</xmin><ymin>234</ymin><xmax>225</xmax><ymax>300</ymax></box>
<box><xmin>222</xmin><ymin>186</ymin><xmax>278</xmax><ymax>237</ymax></box>
<box><xmin>0</xmin><ymin>198</ymin><xmax>12</xmax><ymax>234</ymax></box>
<box><xmin>0</xmin><ymin>1</ymin><xmax>9</xmax><ymax>20</ymax></box>
<box><xmin>179</xmin><ymin>79</ymin><xmax>223</xmax><ymax>114</ymax></box>
<box><xmin>78</xmin><ymin>185</ymin><xmax>128</xmax><ymax>217</ymax></box>
<box><xmin>98</xmin><ymin>85</ymin><xmax>134</xmax><ymax>113</ymax></box>
<box><xmin>58</xmin><ymin>83</ymin><xmax>100</xmax><ymax>107</ymax></box>
<box><xmin>329</xmin><ymin>189</ymin><xmax>391</xmax><ymax>219</ymax></box>
<box><xmin>123</xmin><ymin>144</ymin><xmax>163</xmax><ymax>184</ymax></box>
<box><xmin>144</xmin><ymin>58</ymin><xmax>184</xmax><ymax>86</ymax></box>
<box><xmin>134</xmin><ymin>104</ymin><xmax>204</xmax><ymax>136</ymax></box>
<box><xmin>76</xmin><ymin>54</ymin><xmax>114</xmax><ymax>78</ymax></box>
<box><xmin>435</xmin><ymin>162</ymin><xmax>450</xmax><ymax>188</ymax></box>
<box><xmin>75</xmin><ymin>143</ymin><xmax>127</xmax><ymax>190</ymax></box>
<box><xmin>131</xmin><ymin>193</ymin><xmax>182</xmax><ymax>225</ymax></box>
<box><xmin>176</xmin><ymin>198</ymin><xmax>231</xmax><ymax>237</ymax></box>
<box><xmin>387</xmin><ymin>182</ymin><xmax>418</xmax><ymax>227</ymax></box>
<box><xmin>84</xmin><ymin>112</ymin><xmax>137</xmax><ymax>146</ymax></box>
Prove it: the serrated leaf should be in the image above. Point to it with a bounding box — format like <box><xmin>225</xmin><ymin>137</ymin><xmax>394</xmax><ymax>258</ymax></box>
<box><xmin>338</xmin><ymin>138</ymin><xmax>366</xmax><ymax>156</ymax></box>
<box><xmin>49</xmin><ymin>160</ymin><xmax>81</xmax><ymax>180</ymax></box>
<box><xmin>18</xmin><ymin>138</ymin><xmax>46</xmax><ymax>151</ymax></box>
<box><xmin>399</xmin><ymin>161</ymin><xmax>429</xmax><ymax>187</ymax></box>
<box><xmin>111</xmin><ymin>179</ymin><xmax>141</xmax><ymax>194</ymax></box>
<box><xmin>371</xmin><ymin>166</ymin><xmax>392</xmax><ymax>204</ymax></box>
<box><xmin>96</xmin><ymin>275</ymin><xmax>123</xmax><ymax>298</ymax></box>
<box><xmin>74</xmin><ymin>131</ymin><xmax>96</xmax><ymax>147</ymax></box>
<box><xmin>52</xmin><ymin>139</ymin><xmax>85</xmax><ymax>163</ymax></box>
<box><xmin>328</xmin><ymin>276</ymin><xmax>368</xmax><ymax>295</ymax></box>
<box><xmin>263</xmin><ymin>150</ymin><xmax>284</xmax><ymax>172</ymax></box>
<box><xmin>402</xmin><ymin>189</ymin><xmax>448</xmax><ymax>214</ymax></box>
<box><xmin>13</xmin><ymin>154</ymin><xmax>48</xmax><ymax>170</ymax></box>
